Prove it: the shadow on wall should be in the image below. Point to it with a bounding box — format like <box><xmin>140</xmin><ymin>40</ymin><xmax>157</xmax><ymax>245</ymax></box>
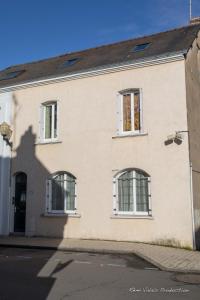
<box><xmin>11</xmin><ymin>125</ymin><xmax>68</xmax><ymax>237</ymax></box>
<box><xmin>0</xmin><ymin>126</ymin><xmax>72</xmax><ymax>299</ymax></box>
<box><xmin>11</xmin><ymin>93</ymin><xmax>69</xmax><ymax>237</ymax></box>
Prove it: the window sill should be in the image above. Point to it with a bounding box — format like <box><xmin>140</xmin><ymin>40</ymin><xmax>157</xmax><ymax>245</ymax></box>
<box><xmin>112</xmin><ymin>132</ymin><xmax>148</xmax><ymax>139</ymax></box>
<box><xmin>35</xmin><ymin>140</ymin><xmax>62</xmax><ymax>145</ymax></box>
<box><xmin>41</xmin><ymin>213</ymin><xmax>81</xmax><ymax>218</ymax></box>
<box><xmin>111</xmin><ymin>214</ymin><xmax>153</xmax><ymax>219</ymax></box>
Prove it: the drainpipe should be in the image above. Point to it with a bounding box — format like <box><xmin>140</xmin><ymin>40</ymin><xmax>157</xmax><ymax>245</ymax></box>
<box><xmin>186</xmin><ymin>128</ymin><xmax>196</xmax><ymax>250</ymax></box>
<box><xmin>177</xmin><ymin>130</ymin><xmax>196</xmax><ymax>249</ymax></box>
<box><xmin>189</xmin><ymin>161</ymin><xmax>196</xmax><ymax>250</ymax></box>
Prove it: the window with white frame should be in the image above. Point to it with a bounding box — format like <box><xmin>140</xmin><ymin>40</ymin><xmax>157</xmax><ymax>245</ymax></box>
<box><xmin>46</xmin><ymin>172</ymin><xmax>76</xmax><ymax>214</ymax></box>
<box><xmin>113</xmin><ymin>169</ymin><xmax>151</xmax><ymax>215</ymax></box>
<box><xmin>41</xmin><ymin>102</ymin><xmax>57</xmax><ymax>141</ymax></box>
<box><xmin>117</xmin><ymin>89</ymin><xmax>141</xmax><ymax>134</ymax></box>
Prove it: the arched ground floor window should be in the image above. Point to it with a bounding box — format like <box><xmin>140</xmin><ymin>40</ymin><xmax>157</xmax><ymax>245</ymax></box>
<box><xmin>46</xmin><ymin>171</ymin><xmax>76</xmax><ymax>214</ymax></box>
<box><xmin>113</xmin><ymin>169</ymin><xmax>151</xmax><ymax>215</ymax></box>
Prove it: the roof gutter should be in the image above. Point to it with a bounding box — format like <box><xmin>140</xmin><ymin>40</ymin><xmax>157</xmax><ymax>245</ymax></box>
<box><xmin>0</xmin><ymin>50</ymin><xmax>186</xmax><ymax>93</ymax></box>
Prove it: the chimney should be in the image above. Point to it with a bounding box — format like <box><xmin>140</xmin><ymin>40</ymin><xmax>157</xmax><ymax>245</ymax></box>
<box><xmin>190</xmin><ymin>17</ymin><xmax>200</xmax><ymax>25</ymax></box>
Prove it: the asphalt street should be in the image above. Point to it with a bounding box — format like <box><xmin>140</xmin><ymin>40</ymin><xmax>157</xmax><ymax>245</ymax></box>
<box><xmin>0</xmin><ymin>247</ymin><xmax>199</xmax><ymax>300</ymax></box>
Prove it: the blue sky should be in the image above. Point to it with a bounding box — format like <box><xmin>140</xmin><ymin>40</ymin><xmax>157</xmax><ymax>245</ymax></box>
<box><xmin>0</xmin><ymin>0</ymin><xmax>200</xmax><ymax>70</ymax></box>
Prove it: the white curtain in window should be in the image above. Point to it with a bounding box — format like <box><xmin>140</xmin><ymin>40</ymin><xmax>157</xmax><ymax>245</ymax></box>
<box><xmin>45</xmin><ymin>105</ymin><xmax>52</xmax><ymax>139</ymax></box>
<box><xmin>51</xmin><ymin>172</ymin><xmax>76</xmax><ymax>212</ymax></box>
<box><xmin>135</xmin><ymin>171</ymin><xmax>148</xmax><ymax>212</ymax></box>
<box><xmin>117</xmin><ymin>169</ymin><xmax>149</xmax><ymax>213</ymax></box>
<box><xmin>118</xmin><ymin>171</ymin><xmax>133</xmax><ymax>211</ymax></box>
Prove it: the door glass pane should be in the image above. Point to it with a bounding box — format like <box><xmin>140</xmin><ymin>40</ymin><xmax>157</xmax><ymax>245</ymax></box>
<box><xmin>45</xmin><ymin>105</ymin><xmax>52</xmax><ymax>139</ymax></box>
<box><xmin>123</xmin><ymin>94</ymin><xmax>132</xmax><ymax>131</ymax></box>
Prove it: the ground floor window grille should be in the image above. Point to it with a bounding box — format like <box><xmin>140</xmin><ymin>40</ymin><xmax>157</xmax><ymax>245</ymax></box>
<box><xmin>113</xmin><ymin>169</ymin><xmax>151</xmax><ymax>215</ymax></box>
<box><xmin>46</xmin><ymin>172</ymin><xmax>76</xmax><ymax>214</ymax></box>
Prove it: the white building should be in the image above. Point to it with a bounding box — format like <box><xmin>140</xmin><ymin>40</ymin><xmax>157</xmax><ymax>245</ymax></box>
<box><xmin>0</xmin><ymin>22</ymin><xmax>200</xmax><ymax>249</ymax></box>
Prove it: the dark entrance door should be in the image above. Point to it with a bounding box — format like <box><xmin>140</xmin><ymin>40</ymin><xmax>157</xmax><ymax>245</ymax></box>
<box><xmin>14</xmin><ymin>172</ymin><xmax>27</xmax><ymax>233</ymax></box>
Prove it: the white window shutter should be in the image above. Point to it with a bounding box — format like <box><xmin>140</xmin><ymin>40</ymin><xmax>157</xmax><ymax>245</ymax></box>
<box><xmin>116</xmin><ymin>93</ymin><xmax>122</xmax><ymax>135</ymax></box>
<box><xmin>45</xmin><ymin>179</ymin><xmax>52</xmax><ymax>213</ymax></box>
<box><xmin>39</xmin><ymin>105</ymin><xmax>44</xmax><ymax>141</ymax></box>
<box><xmin>139</xmin><ymin>88</ymin><xmax>143</xmax><ymax>132</ymax></box>
<box><xmin>147</xmin><ymin>178</ymin><xmax>152</xmax><ymax>215</ymax></box>
<box><xmin>112</xmin><ymin>178</ymin><xmax>117</xmax><ymax>214</ymax></box>
<box><xmin>74</xmin><ymin>182</ymin><xmax>77</xmax><ymax>211</ymax></box>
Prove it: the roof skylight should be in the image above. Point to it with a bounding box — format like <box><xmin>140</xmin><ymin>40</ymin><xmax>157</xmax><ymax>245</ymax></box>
<box><xmin>132</xmin><ymin>43</ymin><xmax>150</xmax><ymax>52</ymax></box>
<box><xmin>0</xmin><ymin>70</ymin><xmax>25</xmax><ymax>81</ymax></box>
<box><xmin>62</xmin><ymin>58</ymin><xmax>79</xmax><ymax>67</ymax></box>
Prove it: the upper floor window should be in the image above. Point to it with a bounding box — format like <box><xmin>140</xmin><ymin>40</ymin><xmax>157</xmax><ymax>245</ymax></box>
<box><xmin>113</xmin><ymin>169</ymin><xmax>151</xmax><ymax>215</ymax></box>
<box><xmin>40</xmin><ymin>102</ymin><xmax>57</xmax><ymax>141</ymax></box>
<box><xmin>117</xmin><ymin>89</ymin><xmax>141</xmax><ymax>135</ymax></box>
<box><xmin>46</xmin><ymin>171</ymin><xmax>76</xmax><ymax>214</ymax></box>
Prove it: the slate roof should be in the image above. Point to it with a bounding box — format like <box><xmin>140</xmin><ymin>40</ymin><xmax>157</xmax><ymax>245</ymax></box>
<box><xmin>0</xmin><ymin>23</ymin><xmax>200</xmax><ymax>88</ymax></box>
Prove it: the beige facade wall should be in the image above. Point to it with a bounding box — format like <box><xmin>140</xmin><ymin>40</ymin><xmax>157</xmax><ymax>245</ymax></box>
<box><xmin>185</xmin><ymin>31</ymin><xmax>200</xmax><ymax>249</ymax></box>
<box><xmin>9</xmin><ymin>59</ymin><xmax>193</xmax><ymax>248</ymax></box>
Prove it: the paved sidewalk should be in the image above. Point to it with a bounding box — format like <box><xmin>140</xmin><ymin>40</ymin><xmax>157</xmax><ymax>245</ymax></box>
<box><xmin>0</xmin><ymin>236</ymin><xmax>200</xmax><ymax>273</ymax></box>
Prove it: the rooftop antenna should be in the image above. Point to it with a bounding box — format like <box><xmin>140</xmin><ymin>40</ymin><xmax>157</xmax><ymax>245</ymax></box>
<box><xmin>189</xmin><ymin>0</ymin><xmax>192</xmax><ymax>20</ymax></box>
<box><xmin>189</xmin><ymin>0</ymin><xmax>200</xmax><ymax>24</ymax></box>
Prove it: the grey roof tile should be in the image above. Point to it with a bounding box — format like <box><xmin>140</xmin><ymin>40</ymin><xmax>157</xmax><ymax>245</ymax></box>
<box><xmin>0</xmin><ymin>23</ymin><xmax>200</xmax><ymax>88</ymax></box>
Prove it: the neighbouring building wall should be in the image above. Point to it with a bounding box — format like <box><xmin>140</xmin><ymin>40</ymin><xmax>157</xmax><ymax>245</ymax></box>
<box><xmin>10</xmin><ymin>59</ymin><xmax>193</xmax><ymax>248</ymax></box>
<box><xmin>0</xmin><ymin>92</ymin><xmax>12</xmax><ymax>235</ymax></box>
<box><xmin>185</xmin><ymin>30</ymin><xmax>200</xmax><ymax>250</ymax></box>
